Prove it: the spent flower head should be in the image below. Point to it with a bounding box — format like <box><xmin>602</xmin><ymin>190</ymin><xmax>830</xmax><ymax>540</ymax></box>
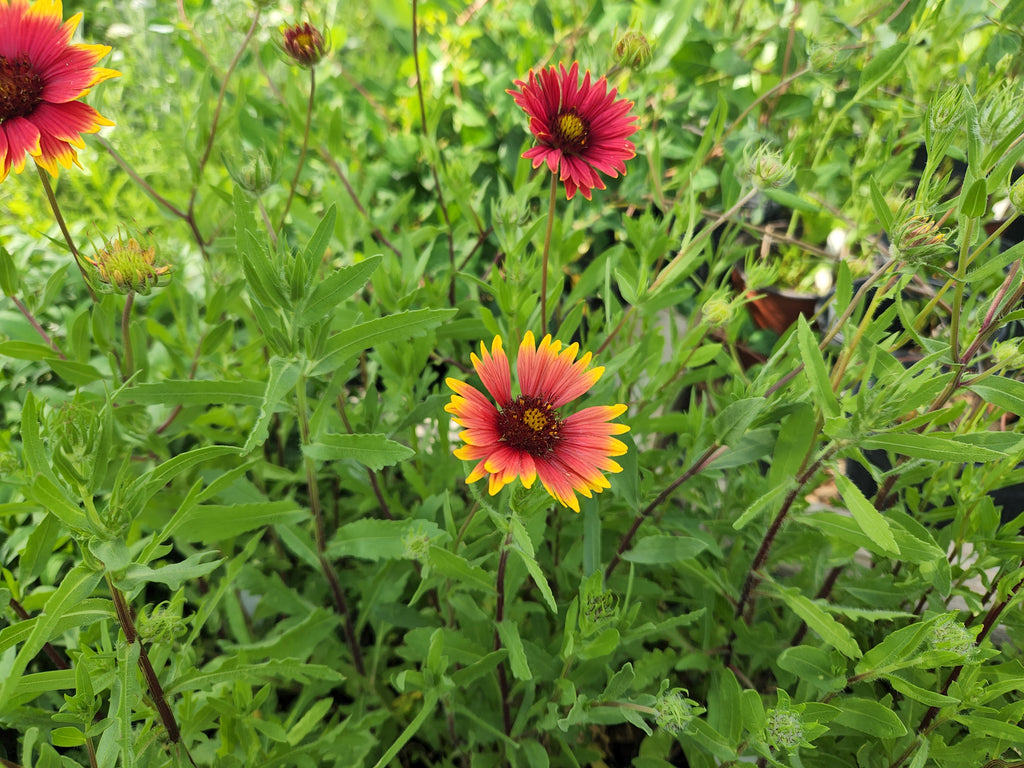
<box><xmin>892</xmin><ymin>211</ymin><xmax>952</xmax><ymax>266</ymax></box>
<box><xmin>0</xmin><ymin>0</ymin><xmax>120</xmax><ymax>180</ymax></box>
<box><xmin>653</xmin><ymin>683</ymin><xmax>700</xmax><ymax>735</ymax></box>
<box><xmin>280</xmin><ymin>21</ymin><xmax>328</xmax><ymax>67</ymax></box>
<box><xmin>86</xmin><ymin>228</ymin><xmax>170</xmax><ymax>295</ymax></box>
<box><xmin>508</xmin><ymin>62</ymin><xmax>638</xmax><ymax>200</ymax></box>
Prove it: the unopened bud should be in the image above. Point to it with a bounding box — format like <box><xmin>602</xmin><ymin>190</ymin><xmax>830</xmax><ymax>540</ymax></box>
<box><xmin>702</xmin><ymin>295</ymin><xmax>733</xmax><ymax>328</ymax></box>
<box><xmin>744</xmin><ymin>145</ymin><xmax>795</xmax><ymax>190</ymax></box>
<box><xmin>765</xmin><ymin>706</ymin><xmax>803</xmax><ymax>751</ymax></box>
<box><xmin>281</xmin><ymin>22</ymin><xmax>328</xmax><ymax>67</ymax></box>
<box><xmin>654</xmin><ymin>686</ymin><xmax>698</xmax><ymax>735</ymax></box>
<box><xmin>928</xmin><ymin>85</ymin><xmax>966</xmax><ymax>138</ymax></box>
<box><xmin>614</xmin><ymin>30</ymin><xmax>652</xmax><ymax>71</ymax></box>
<box><xmin>893</xmin><ymin>213</ymin><xmax>952</xmax><ymax>267</ymax></box>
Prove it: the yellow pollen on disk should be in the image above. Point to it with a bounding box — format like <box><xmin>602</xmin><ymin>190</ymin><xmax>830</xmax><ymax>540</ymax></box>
<box><xmin>523</xmin><ymin>408</ymin><xmax>548</xmax><ymax>432</ymax></box>
<box><xmin>558</xmin><ymin>112</ymin><xmax>587</xmax><ymax>144</ymax></box>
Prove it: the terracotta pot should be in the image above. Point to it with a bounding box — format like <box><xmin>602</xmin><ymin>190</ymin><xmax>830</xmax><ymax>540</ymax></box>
<box><xmin>730</xmin><ymin>267</ymin><xmax>821</xmax><ymax>335</ymax></box>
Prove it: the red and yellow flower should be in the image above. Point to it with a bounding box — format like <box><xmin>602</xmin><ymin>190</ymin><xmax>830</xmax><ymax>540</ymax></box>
<box><xmin>446</xmin><ymin>332</ymin><xmax>629</xmax><ymax>512</ymax></box>
<box><xmin>508</xmin><ymin>61</ymin><xmax>638</xmax><ymax>201</ymax></box>
<box><xmin>0</xmin><ymin>0</ymin><xmax>120</xmax><ymax>181</ymax></box>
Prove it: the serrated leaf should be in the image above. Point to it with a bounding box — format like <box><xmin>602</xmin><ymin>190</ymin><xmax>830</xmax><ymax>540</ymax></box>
<box><xmin>969</xmin><ymin>376</ymin><xmax>1024</xmax><ymax>416</ymax></box>
<box><xmin>125</xmin><ymin>446</ymin><xmax>240</xmax><ymax>512</ymax></box>
<box><xmin>171</xmin><ymin>501</ymin><xmax>306</xmax><ymax>544</ymax></box>
<box><xmin>833</xmin><ymin>697</ymin><xmax>907</xmax><ymax>737</ymax></box>
<box><xmin>496</xmin><ymin>621</ymin><xmax>532</xmax><ymax>680</ymax></box>
<box><xmin>328</xmin><ymin>518</ymin><xmax>441</xmax><ymax>561</ymax></box>
<box><xmin>797</xmin><ymin>316</ymin><xmax>839</xmax><ymax>419</ymax></box>
<box><xmin>861</xmin><ymin>432</ymin><xmax>1006</xmax><ymax>462</ymax></box>
<box><xmin>713</xmin><ymin>397</ymin><xmax>766</xmax><ymax>447</ymax></box>
<box><xmin>298</xmin><ymin>255</ymin><xmax>381</xmax><ymax>327</ymax></box>
<box><xmin>115</xmin><ymin>551</ymin><xmax>224</xmax><ymax>591</ymax></box>
<box><xmin>167</xmin><ymin>659</ymin><xmax>344</xmax><ymax>694</ymax></box>
<box><xmin>120</xmin><ymin>380</ymin><xmax>266</xmax><ymax>407</ymax></box>
<box><xmin>834</xmin><ymin>474</ymin><xmax>900</xmax><ymax>556</ymax></box>
<box><xmin>0</xmin><ymin>564</ymin><xmax>102</xmax><ymax>709</ymax></box>
<box><xmin>304</xmin><ymin>433</ymin><xmax>414</xmax><ymax>470</ymax></box>
<box><xmin>427</xmin><ymin>546</ymin><xmax>493</xmax><ymax>593</ymax></box>
<box><xmin>621</xmin><ymin>535</ymin><xmax>707</xmax><ymax>564</ymax></box>
<box><xmin>309</xmin><ymin>308</ymin><xmax>457</xmax><ymax>377</ymax></box>
<box><xmin>243</xmin><ymin>357</ymin><xmax>301</xmax><ymax>454</ymax></box>
<box><xmin>769</xmin><ymin>583</ymin><xmax>861</xmax><ymax>659</ymax></box>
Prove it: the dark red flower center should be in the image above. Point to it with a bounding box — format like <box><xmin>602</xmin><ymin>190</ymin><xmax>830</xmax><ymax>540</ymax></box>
<box><xmin>552</xmin><ymin>108</ymin><xmax>590</xmax><ymax>154</ymax></box>
<box><xmin>0</xmin><ymin>55</ymin><xmax>44</xmax><ymax>122</ymax></box>
<box><xmin>497</xmin><ymin>395</ymin><xmax>562</xmax><ymax>456</ymax></box>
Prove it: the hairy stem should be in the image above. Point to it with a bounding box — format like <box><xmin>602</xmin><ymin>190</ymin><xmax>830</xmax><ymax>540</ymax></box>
<box><xmin>296</xmin><ymin>375</ymin><xmax>366</xmax><ymax>675</ymax></box>
<box><xmin>540</xmin><ymin>174</ymin><xmax>558</xmax><ymax>335</ymax></box>
<box><xmin>493</xmin><ymin>529</ymin><xmax>514</xmax><ymax>736</ymax></box>
<box><xmin>35</xmin><ymin>166</ymin><xmax>96</xmax><ymax>301</ymax></box>
<box><xmin>8</xmin><ymin>295</ymin><xmax>66</xmax><ymax>359</ymax></box>
<box><xmin>278</xmin><ymin>67</ymin><xmax>316</xmax><ymax>230</ymax></box>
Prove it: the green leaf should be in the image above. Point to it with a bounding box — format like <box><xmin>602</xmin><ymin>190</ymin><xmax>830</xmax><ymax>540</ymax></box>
<box><xmin>0</xmin><ymin>598</ymin><xmax>113</xmax><ymax>656</ymax></box>
<box><xmin>116</xmin><ymin>551</ymin><xmax>224</xmax><ymax>591</ymax></box>
<box><xmin>298</xmin><ymin>255</ymin><xmax>381</xmax><ymax>327</ymax></box>
<box><xmin>171</xmin><ymin>501</ymin><xmax>306</xmax><ymax>544</ymax></box>
<box><xmin>777</xmin><ymin>646</ymin><xmax>846</xmax><ymax>693</ymax></box>
<box><xmin>797</xmin><ymin>316</ymin><xmax>839</xmax><ymax>419</ymax></box>
<box><xmin>960</xmin><ymin>177</ymin><xmax>989</xmax><ymax>218</ymax></box>
<box><xmin>120</xmin><ymin>380</ymin><xmax>266</xmax><ymax>407</ymax></box>
<box><xmin>834</xmin><ymin>474</ymin><xmax>900</xmax><ymax>556</ymax></box>
<box><xmin>328</xmin><ymin>518</ymin><xmax>441</xmax><ymax>561</ymax></box>
<box><xmin>768</xmin><ymin>583</ymin><xmax>861</xmax><ymax>659</ymax></box>
<box><xmin>0</xmin><ymin>341</ymin><xmax>58</xmax><ymax>360</ymax></box>
<box><xmin>883</xmin><ymin>674</ymin><xmax>959</xmax><ymax>707</ymax></box>
<box><xmin>304</xmin><ymin>433</ymin><xmax>415</xmax><ymax>470</ymax></box>
<box><xmin>496</xmin><ymin>621</ymin><xmax>532</xmax><ymax>680</ymax></box>
<box><xmin>167</xmin><ymin>659</ymin><xmax>344</xmax><ymax>694</ymax></box>
<box><xmin>969</xmin><ymin>376</ymin><xmax>1024</xmax><ymax>416</ymax></box>
<box><xmin>44</xmin><ymin>358</ymin><xmax>104</xmax><ymax>386</ymax></box>
<box><xmin>125</xmin><ymin>446</ymin><xmax>241</xmax><ymax>512</ymax></box>
<box><xmin>832</xmin><ymin>697</ymin><xmax>907</xmax><ymax>737</ymax></box>
<box><xmin>510</xmin><ymin>540</ymin><xmax>558</xmax><ymax>614</ymax></box>
<box><xmin>951</xmin><ymin>715</ymin><xmax>1024</xmax><ymax>742</ymax></box>
<box><xmin>243</xmin><ymin>357</ymin><xmax>301</xmax><ymax>454</ymax></box>
<box><xmin>861</xmin><ymin>432</ymin><xmax>1006</xmax><ymax>462</ymax></box>
<box><xmin>708</xmin><ymin>667</ymin><xmax>743</xmax><ymax>743</ymax></box>
<box><xmin>309</xmin><ymin>308</ymin><xmax>457</xmax><ymax>377</ymax></box>
<box><xmin>713</xmin><ymin>397</ymin><xmax>766</xmax><ymax>447</ymax></box>
<box><xmin>854</xmin><ymin>619</ymin><xmax>934</xmax><ymax>678</ymax></box>
<box><xmin>621</xmin><ymin>535</ymin><xmax>708</xmax><ymax>564</ymax></box>
<box><xmin>0</xmin><ymin>563</ymin><xmax>103</xmax><ymax>709</ymax></box>
<box><xmin>287</xmin><ymin>699</ymin><xmax>334</xmax><ymax>746</ymax></box>
<box><xmin>26</xmin><ymin>475</ymin><xmax>89</xmax><ymax>533</ymax></box>
<box><xmin>427</xmin><ymin>546</ymin><xmax>493</xmax><ymax>593</ymax></box>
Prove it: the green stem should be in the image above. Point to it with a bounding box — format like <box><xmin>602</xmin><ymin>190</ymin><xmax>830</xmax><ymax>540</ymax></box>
<box><xmin>493</xmin><ymin>527</ymin><xmax>515</xmax><ymax>736</ymax></box>
<box><xmin>35</xmin><ymin>165</ymin><xmax>96</xmax><ymax>301</ymax></box>
<box><xmin>8</xmin><ymin>295</ymin><xmax>66</xmax><ymax>359</ymax></box>
<box><xmin>950</xmin><ymin>216</ymin><xmax>976</xmax><ymax>364</ymax></box>
<box><xmin>370</xmin><ymin>691</ymin><xmax>440</xmax><ymax>768</ymax></box>
<box><xmin>121</xmin><ymin>292</ymin><xmax>135</xmax><ymax>383</ymax></box>
<box><xmin>278</xmin><ymin>67</ymin><xmax>316</xmax><ymax>231</ymax></box>
<box><xmin>296</xmin><ymin>374</ymin><xmax>366</xmax><ymax>676</ymax></box>
<box><xmin>540</xmin><ymin>173</ymin><xmax>558</xmax><ymax>335</ymax></box>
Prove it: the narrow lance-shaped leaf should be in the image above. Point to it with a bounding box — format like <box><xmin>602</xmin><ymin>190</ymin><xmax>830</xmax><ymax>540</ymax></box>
<box><xmin>243</xmin><ymin>357</ymin><xmax>301</xmax><ymax>454</ymax></box>
<box><xmin>304</xmin><ymin>433</ymin><xmax>415</xmax><ymax>471</ymax></box>
<box><xmin>309</xmin><ymin>308</ymin><xmax>458</xmax><ymax>378</ymax></box>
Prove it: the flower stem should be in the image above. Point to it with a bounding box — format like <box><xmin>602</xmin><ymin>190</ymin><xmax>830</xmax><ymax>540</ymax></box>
<box><xmin>605</xmin><ymin>444</ymin><xmax>727</xmax><ymax>580</ymax></box>
<box><xmin>278</xmin><ymin>67</ymin><xmax>316</xmax><ymax>231</ymax></box>
<box><xmin>8</xmin><ymin>295</ymin><xmax>66</xmax><ymax>359</ymax></box>
<box><xmin>411</xmin><ymin>0</ymin><xmax>456</xmax><ymax>304</ymax></box>
<box><xmin>121</xmin><ymin>292</ymin><xmax>135</xmax><ymax>383</ymax></box>
<box><xmin>35</xmin><ymin>165</ymin><xmax>96</xmax><ymax>301</ymax></box>
<box><xmin>540</xmin><ymin>173</ymin><xmax>558</xmax><ymax>335</ymax></box>
<box><xmin>296</xmin><ymin>374</ymin><xmax>366</xmax><ymax>676</ymax></box>
<box><xmin>493</xmin><ymin>528</ymin><xmax>514</xmax><ymax>736</ymax></box>
<box><xmin>106</xmin><ymin>575</ymin><xmax>195</xmax><ymax>764</ymax></box>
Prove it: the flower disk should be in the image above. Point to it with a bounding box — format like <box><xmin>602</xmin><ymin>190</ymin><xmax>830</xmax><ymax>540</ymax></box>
<box><xmin>445</xmin><ymin>332</ymin><xmax>629</xmax><ymax>512</ymax></box>
<box><xmin>0</xmin><ymin>0</ymin><xmax>120</xmax><ymax>181</ymax></box>
<box><xmin>508</xmin><ymin>61</ymin><xmax>638</xmax><ymax>200</ymax></box>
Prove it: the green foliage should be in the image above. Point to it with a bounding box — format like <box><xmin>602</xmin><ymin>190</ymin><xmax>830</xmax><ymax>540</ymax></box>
<box><xmin>4</xmin><ymin>0</ymin><xmax>1024</xmax><ymax>766</ymax></box>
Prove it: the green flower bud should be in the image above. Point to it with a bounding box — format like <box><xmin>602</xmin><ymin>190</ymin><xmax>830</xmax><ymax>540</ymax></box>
<box><xmin>892</xmin><ymin>211</ymin><xmax>952</xmax><ymax>267</ymax></box>
<box><xmin>928</xmin><ymin>85</ymin><xmax>966</xmax><ymax>139</ymax></box>
<box><xmin>765</xmin><ymin>705</ymin><xmax>804</xmax><ymax>751</ymax></box>
<box><xmin>702</xmin><ymin>295</ymin><xmax>734</xmax><ymax>328</ymax></box>
<box><xmin>744</xmin><ymin>144</ymin><xmax>795</xmax><ymax>190</ymax></box>
<box><xmin>402</xmin><ymin>527</ymin><xmax>432</xmax><ymax>561</ymax></box>
<box><xmin>929</xmin><ymin>614</ymin><xmax>975</xmax><ymax>657</ymax></box>
<box><xmin>614</xmin><ymin>30</ymin><xmax>653</xmax><ymax>71</ymax></box>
